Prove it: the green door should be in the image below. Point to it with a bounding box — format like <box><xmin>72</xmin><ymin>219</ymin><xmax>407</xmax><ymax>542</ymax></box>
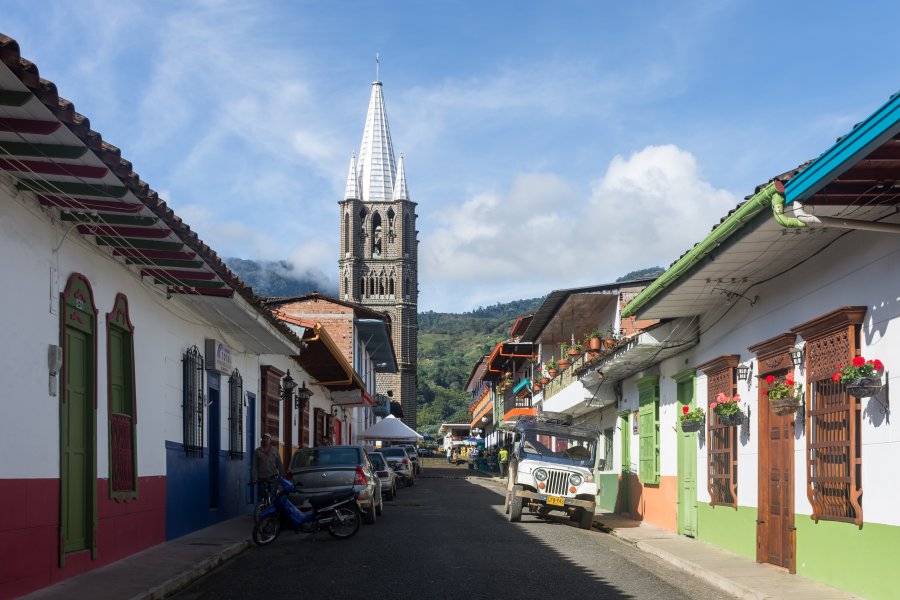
<box><xmin>60</xmin><ymin>275</ymin><xmax>97</xmax><ymax>564</ymax></box>
<box><xmin>675</xmin><ymin>369</ymin><xmax>698</xmax><ymax>537</ymax></box>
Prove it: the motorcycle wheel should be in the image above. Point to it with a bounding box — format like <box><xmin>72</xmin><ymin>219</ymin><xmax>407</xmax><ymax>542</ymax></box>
<box><xmin>253</xmin><ymin>498</ymin><xmax>270</xmax><ymax>523</ymax></box>
<box><xmin>252</xmin><ymin>516</ymin><xmax>281</xmax><ymax>546</ymax></box>
<box><xmin>328</xmin><ymin>506</ymin><xmax>361</xmax><ymax>539</ymax></box>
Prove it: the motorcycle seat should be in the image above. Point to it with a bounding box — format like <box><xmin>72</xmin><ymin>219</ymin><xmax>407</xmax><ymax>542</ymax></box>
<box><xmin>308</xmin><ymin>488</ymin><xmax>356</xmax><ymax>509</ymax></box>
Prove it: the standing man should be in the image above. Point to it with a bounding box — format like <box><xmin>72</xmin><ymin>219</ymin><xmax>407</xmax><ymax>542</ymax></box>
<box><xmin>446</xmin><ymin>445</ymin><xmax>453</xmax><ymax>464</ymax></box>
<box><xmin>251</xmin><ymin>432</ymin><xmax>284</xmax><ymax>499</ymax></box>
<box><xmin>499</xmin><ymin>446</ymin><xmax>509</xmax><ymax>480</ymax></box>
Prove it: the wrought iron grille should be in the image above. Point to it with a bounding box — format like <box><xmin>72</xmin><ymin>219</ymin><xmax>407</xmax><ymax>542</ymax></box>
<box><xmin>110</xmin><ymin>414</ymin><xmax>135</xmax><ymax>492</ymax></box>
<box><xmin>182</xmin><ymin>345</ymin><xmax>205</xmax><ymax>457</ymax></box>
<box><xmin>228</xmin><ymin>368</ymin><xmax>244</xmax><ymax>459</ymax></box>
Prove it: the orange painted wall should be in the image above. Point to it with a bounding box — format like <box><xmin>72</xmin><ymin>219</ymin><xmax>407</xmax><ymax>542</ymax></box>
<box><xmin>625</xmin><ymin>474</ymin><xmax>678</xmax><ymax>532</ymax></box>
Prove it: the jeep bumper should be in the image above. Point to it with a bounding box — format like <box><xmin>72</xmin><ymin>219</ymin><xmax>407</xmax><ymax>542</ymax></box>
<box><xmin>514</xmin><ymin>489</ymin><xmax>595</xmax><ymax>510</ymax></box>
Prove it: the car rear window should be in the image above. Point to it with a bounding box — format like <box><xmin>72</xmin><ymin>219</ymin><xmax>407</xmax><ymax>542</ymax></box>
<box><xmin>290</xmin><ymin>447</ymin><xmax>360</xmax><ymax>469</ymax></box>
<box><xmin>380</xmin><ymin>448</ymin><xmax>406</xmax><ymax>458</ymax></box>
<box><xmin>368</xmin><ymin>453</ymin><xmax>387</xmax><ymax>469</ymax></box>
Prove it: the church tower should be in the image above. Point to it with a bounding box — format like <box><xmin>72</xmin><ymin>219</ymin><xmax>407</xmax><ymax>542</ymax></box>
<box><xmin>339</xmin><ymin>78</ymin><xmax>419</xmax><ymax>429</ymax></box>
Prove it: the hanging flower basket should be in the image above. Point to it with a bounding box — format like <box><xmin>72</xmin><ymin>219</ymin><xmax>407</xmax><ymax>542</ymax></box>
<box><xmin>845</xmin><ymin>377</ymin><xmax>883</xmax><ymax>398</ymax></box>
<box><xmin>717</xmin><ymin>410</ymin><xmax>745</xmax><ymax>427</ymax></box>
<box><xmin>770</xmin><ymin>396</ymin><xmax>801</xmax><ymax>416</ymax></box>
<box><xmin>681</xmin><ymin>418</ymin><xmax>704</xmax><ymax>433</ymax></box>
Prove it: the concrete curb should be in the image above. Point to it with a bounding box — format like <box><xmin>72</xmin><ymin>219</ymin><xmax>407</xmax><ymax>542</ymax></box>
<box><xmin>134</xmin><ymin>539</ymin><xmax>252</xmax><ymax>600</ymax></box>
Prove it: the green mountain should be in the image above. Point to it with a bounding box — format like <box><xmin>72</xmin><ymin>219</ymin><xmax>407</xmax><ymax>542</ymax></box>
<box><xmin>416</xmin><ymin>298</ymin><xmax>544</xmax><ymax>436</ymax></box>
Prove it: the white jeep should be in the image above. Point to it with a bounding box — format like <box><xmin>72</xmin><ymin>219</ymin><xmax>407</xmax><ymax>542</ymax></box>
<box><xmin>504</xmin><ymin>415</ymin><xmax>599</xmax><ymax>530</ymax></box>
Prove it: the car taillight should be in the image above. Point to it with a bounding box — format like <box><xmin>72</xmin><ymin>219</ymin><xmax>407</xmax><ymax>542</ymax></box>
<box><xmin>354</xmin><ymin>466</ymin><xmax>367</xmax><ymax>485</ymax></box>
<box><xmin>377</xmin><ymin>471</ymin><xmax>389</xmax><ymax>477</ymax></box>
<box><xmin>402</xmin><ymin>459</ymin><xmax>409</xmax><ymax>465</ymax></box>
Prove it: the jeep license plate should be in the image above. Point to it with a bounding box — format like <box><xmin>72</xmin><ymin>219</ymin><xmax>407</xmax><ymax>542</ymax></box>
<box><xmin>546</xmin><ymin>495</ymin><xmax>565</xmax><ymax>506</ymax></box>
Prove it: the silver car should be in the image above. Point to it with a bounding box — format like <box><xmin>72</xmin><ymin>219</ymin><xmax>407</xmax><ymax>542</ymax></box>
<box><xmin>367</xmin><ymin>451</ymin><xmax>398</xmax><ymax>501</ymax></box>
<box><xmin>288</xmin><ymin>445</ymin><xmax>383</xmax><ymax>524</ymax></box>
<box><xmin>378</xmin><ymin>446</ymin><xmax>415</xmax><ymax>486</ymax></box>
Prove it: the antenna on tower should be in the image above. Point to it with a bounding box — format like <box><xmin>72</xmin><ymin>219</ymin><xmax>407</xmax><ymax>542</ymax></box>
<box><xmin>376</xmin><ymin>52</ymin><xmax>380</xmax><ymax>82</ymax></box>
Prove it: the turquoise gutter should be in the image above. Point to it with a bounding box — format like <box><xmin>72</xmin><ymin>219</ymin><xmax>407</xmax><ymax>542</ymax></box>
<box><xmin>621</xmin><ymin>181</ymin><xmax>784</xmax><ymax>318</ymax></box>
<box><xmin>785</xmin><ymin>92</ymin><xmax>900</xmax><ymax>205</ymax></box>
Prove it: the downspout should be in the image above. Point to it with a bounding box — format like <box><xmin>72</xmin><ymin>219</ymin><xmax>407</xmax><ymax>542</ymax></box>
<box><xmin>774</xmin><ymin>193</ymin><xmax>900</xmax><ymax>234</ymax></box>
<box><xmin>622</xmin><ymin>181</ymin><xmax>785</xmax><ymax>318</ymax></box>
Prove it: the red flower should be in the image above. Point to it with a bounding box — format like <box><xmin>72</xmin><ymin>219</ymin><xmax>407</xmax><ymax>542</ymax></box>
<box><xmin>763</xmin><ymin>390</ymin><xmax>768</xmax><ymax>396</ymax></box>
<box><xmin>832</xmin><ymin>373</ymin><xmax>841</xmax><ymax>383</ymax></box>
<box><xmin>682</xmin><ymin>405</ymin><xmax>689</xmax><ymax>415</ymax></box>
<box><xmin>785</xmin><ymin>374</ymin><xmax>794</xmax><ymax>385</ymax></box>
<box><xmin>852</xmin><ymin>356</ymin><xmax>866</xmax><ymax>368</ymax></box>
<box><xmin>765</xmin><ymin>375</ymin><xmax>775</xmax><ymax>384</ymax></box>
<box><xmin>874</xmin><ymin>359</ymin><xmax>884</xmax><ymax>371</ymax></box>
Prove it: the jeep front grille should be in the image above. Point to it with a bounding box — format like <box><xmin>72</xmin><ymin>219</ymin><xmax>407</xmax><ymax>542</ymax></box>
<box><xmin>546</xmin><ymin>469</ymin><xmax>569</xmax><ymax>496</ymax></box>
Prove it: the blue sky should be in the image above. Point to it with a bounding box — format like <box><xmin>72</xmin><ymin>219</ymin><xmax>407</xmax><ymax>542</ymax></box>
<box><xmin>5</xmin><ymin>1</ymin><xmax>900</xmax><ymax>312</ymax></box>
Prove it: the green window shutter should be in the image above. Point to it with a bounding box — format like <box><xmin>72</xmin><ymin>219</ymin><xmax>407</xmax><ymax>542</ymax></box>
<box><xmin>637</xmin><ymin>376</ymin><xmax>660</xmax><ymax>485</ymax></box>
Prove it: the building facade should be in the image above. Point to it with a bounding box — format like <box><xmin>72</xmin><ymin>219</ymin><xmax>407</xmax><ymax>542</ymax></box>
<box><xmin>338</xmin><ymin>78</ymin><xmax>419</xmax><ymax>428</ymax></box>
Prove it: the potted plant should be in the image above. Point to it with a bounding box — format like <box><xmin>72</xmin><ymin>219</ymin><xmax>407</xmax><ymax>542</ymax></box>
<box><xmin>765</xmin><ymin>373</ymin><xmax>803</xmax><ymax>415</ymax></box>
<box><xmin>533</xmin><ymin>380</ymin><xmax>542</xmax><ymax>392</ymax></box>
<box><xmin>539</xmin><ymin>374</ymin><xmax>550</xmax><ymax>385</ymax></box>
<box><xmin>584</xmin><ymin>330</ymin><xmax>603</xmax><ymax>352</ymax></box>
<box><xmin>833</xmin><ymin>355</ymin><xmax>885</xmax><ymax>397</ymax></box>
<box><xmin>545</xmin><ymin>359</ymin><xmax>558</xmax><ymax>378</ymax></box>
<box><xmin>602</xmin><ymin>324</ymin><xmax>619</xmax><ymax>350</ymax></box>
<box><xmin>680</xmin><ymin>406</ymin><xmax>705</xmax><ymax>432</ymax></box>
<box><xmin>710</xmin><ymin>392</ymin><xmax>744</xmax><ymax>426</ymax></box>
<box><xmin>557</xmin><ymin>356</ymin><xmax>571</xmax><ymax>371</ymax></box>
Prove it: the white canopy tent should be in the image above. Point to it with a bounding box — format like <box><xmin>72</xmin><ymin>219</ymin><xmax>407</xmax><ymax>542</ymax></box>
<box><xmin>358</xmin><ymin>415</ymin><xmax>424</xmax><ymax>442</ymax></box>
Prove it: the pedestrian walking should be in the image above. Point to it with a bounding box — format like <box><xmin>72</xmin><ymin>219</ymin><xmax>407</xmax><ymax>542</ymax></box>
<box><xmin>447</xmin><ymin>445</ymin><xmax>453</xmax><ymax>464</ymax></box>
<box><xmin>499</xmin><ymin>446</ymin><xmax>509</xmax><ymax>479</ymax></box>
<box><xmin>251</xmin><ymin>432</ymin><xmax>284</xmax><ymax>499</ymax></box>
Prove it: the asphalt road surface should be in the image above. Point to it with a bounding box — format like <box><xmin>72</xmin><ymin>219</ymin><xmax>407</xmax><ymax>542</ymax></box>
<box><xmin>173</xmin><ymin>460</ymin><xmax>733</xmax><ymax>600</ymax></box>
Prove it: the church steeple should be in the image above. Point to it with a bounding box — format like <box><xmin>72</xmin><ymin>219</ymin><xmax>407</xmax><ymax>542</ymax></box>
<box><xmin>344</xmin><ymin>153</ymin><xmax>360</xmax><ymax>200</ymax></box>
<box><xmin>356</xmin><ymin>82</ymin><xmax>396</xmax><ymax>203</ymax></box>
<box><xmin>393</xmin><ymin>153</ymin><xmax>409</xmax><ymax>201</ymax></box>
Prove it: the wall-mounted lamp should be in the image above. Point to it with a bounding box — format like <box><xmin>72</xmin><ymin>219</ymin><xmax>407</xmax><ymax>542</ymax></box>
<box><xmin>736</xmin><ymin>363</ymin><xmax>752</xmax><ymax>382</ymax></box>
<box><xmin>280</xmin><ymin>370</ymin><xmax>296</xmax><ymax>402</ymax></box>
<box><xmin>790</xmin><ymin>346</ymin><xmax>804</xmax><ymax>368</ymax></box>
<box><xmin>294</xmin><ymin>380</ymin><xmax>312</xmax><ymax>411</ymax></box>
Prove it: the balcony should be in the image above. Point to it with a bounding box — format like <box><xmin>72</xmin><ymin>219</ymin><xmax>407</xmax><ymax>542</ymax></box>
<box><xmin>543</xmin><ymin>352</ymin><xmax>591</xmax><ymax>401</ymax></box>
<box><xmin>470</xmin><ymin>389</ymin><xmax>493</xmax><ymax>428</ymax></box>
<box><xmin>501</xmin><ymin>385</ymin><xmax>536</xmax><ymax>423</ymax></box>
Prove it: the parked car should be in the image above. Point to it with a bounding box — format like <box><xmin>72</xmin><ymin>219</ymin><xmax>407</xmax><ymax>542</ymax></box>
<box><xmin>367</xmin><ymin>451</ymin><xmax>399</xmax><ymax>500</ymax></box>
<box><xmin>401</xmin><ymin>444</ymin><xmax>423</xmax><ymax>475</ymax></box>
<box><xmin>378</xmin><ymin>446</ymin><xmax>415</xmax><ymax>486</ymax></box>
<box><xmin>288</xmin><ymin>445</ymin><xmax>383</xmax><ymax>524</ymax></box>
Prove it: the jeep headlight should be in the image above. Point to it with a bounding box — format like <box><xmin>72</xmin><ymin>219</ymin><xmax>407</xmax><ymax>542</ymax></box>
<box><xmin>569</xmin><ymin>473</ymin><xmax>584</xmax><ymax>487</ymax></box>
<box><xmin>533</xmin><ymin>468</ymin><xmax>548</xmax><ymax>482</ymax></box>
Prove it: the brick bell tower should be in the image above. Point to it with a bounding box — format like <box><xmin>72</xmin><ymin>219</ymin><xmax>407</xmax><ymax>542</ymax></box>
<box><xmin>338</xmin><ymin>77</ymin><xmax>419</xmax><ymax>429</ymax></box>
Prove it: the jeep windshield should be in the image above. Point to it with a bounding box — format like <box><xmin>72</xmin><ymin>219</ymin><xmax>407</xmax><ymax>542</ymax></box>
<box><xmin>521</xmin><ymin>431</ymin><xmax>595</xmax><ymax>467</ymax></box>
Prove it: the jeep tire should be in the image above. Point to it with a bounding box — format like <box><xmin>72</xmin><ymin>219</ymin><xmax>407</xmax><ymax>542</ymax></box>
<box><xmin>578</xmin><ymin>506</ymin><xmax>594</xmax><ymax>530</ymax></box>
<box><xmin>508</xmin><ymin>485</ymin><xmax>523</xmax><ymax>523</ymax></box>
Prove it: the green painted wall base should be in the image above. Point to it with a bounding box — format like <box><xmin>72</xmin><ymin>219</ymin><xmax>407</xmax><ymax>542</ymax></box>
<box><xmin>796</xmin><ymin>517</ymin><xmax>900</xmax><ymax>600</ymax></box>
<box><xmin>596</xmin><ymin>473</ymin><xmax>619</xmax><ymax>512</ymax></box>
<box><xmin>696</xmin><ymin>503</ymin><xmax>756</xmax><ymax>559</ymax></box>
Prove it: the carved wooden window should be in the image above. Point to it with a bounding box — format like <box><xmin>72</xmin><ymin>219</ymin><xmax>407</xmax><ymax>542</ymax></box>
<box><xmin>792</xmin><ymin>307</ymin><xmax>865</xmax><ymax>526</ymax></box>
<box><xmin>699</xmin><ymin>355</ymin><xmax>739</xmax><ymax>508</ymax></box>
<box><xmin>260</xmin><ymin>366</ymin><xmax>284</xmax><ymax>441</ymax></box>
<box><xmin>301</xmin><ymin>402</ymin><xmax>310</xmax><ymax>448</ymax></box>
<box><xmin>228</xmin><ymin>368</ymin><xmax>244</xmax><ymax>458</ymax></box>
<box><xmin>107</xmin><ymin>294</ymin><xmax>137</xmax><ymax>498</ymax></box>
<box><xmin>182</xmin><ymin>345</ymin><xmax>205</xmax><ymax>457</ymax></box>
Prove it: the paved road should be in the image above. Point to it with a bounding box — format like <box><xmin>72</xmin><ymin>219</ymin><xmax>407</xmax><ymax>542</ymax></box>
<box><xmin>172</xmin><ymin>460</ymin><xmax>733</xmax><ymax>599</ymax></box>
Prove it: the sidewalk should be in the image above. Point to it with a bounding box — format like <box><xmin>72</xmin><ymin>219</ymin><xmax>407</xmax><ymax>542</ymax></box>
<box><xmin>591</xmin><ymin>511</ymin><xmax>864</xmax><ymax>600</ymax></box>
<box><xmin>22</xmin><ymin>516</ymin><xmax>253</xmax><ymax>600</ymax></box>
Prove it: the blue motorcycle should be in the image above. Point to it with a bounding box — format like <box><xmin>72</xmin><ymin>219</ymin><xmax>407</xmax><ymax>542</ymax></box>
<box><xmin>252</xmin><ymin>475</ymin><xmax>361</xmax><ymax>545</ymax></box>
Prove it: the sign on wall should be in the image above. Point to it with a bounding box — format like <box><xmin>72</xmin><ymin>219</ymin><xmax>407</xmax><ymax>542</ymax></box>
<box><xmin>632</xmin><ymin>410</ymin><xmax>639</xmax><ymax>435</ymax></box>
<box><xmin>205</xmin><ymin>338</ymin><xmax>233</xmax><ymax>374</ymax></box>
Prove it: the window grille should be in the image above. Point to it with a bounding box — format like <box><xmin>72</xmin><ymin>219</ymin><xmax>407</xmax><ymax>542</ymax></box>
<box><xmin>182</xmin><ymin>345</ymin><xmax>205</xmax><ymax>457</ymax></box>
<box><xmin>792</xmin><ymin>307</ymin><xmax>866</xmax><ymax>526</ymax></box>
<box><xmin>637</xmin><ymin>375</ymin><xmax>660</xmax><ymax>484</ymax></box>
<box><xmin>228</xmin><ymin>368</ymin><xmax>244</xmax><ymax>459</ymax></box>
<box><xmin>699</xmin><ymin>355</ymin><xmax>739</xmax><ymax>508</ymax></box>
<box><xmin>107</xmin><ymin>294</ymin><xmax>137</xmax><ymax>497</ymax></box>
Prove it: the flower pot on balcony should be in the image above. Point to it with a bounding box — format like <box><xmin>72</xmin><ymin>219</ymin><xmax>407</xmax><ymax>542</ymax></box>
<box><xmin>557</xmin><ymin>358</ymin><xmax>571</xmax><ymax>371</ymax></box>
<box><xmin>588</xmin><ymin>336</ymin><xmax>602</xmax><ymax>351</ymax></box>
<box><xmin>770</xmin><ymin>397</ymin><xmax>801</xmax><ymax>416</ymax></box>
<box><xmin>585</xmin><ymin>351</ymin><xmax>599</xmax><ymax>362</ymax></box>
<box><xmin>533</xmin><ymin>383</ymin><xmax>542</xmax><ymax>392</ymax></box>
<box><xmin>547</xmin><ymin>369</ymin><xmax>558</xmax><ymax>378</ymax></box>
<box><xmin>567</xmin><ymin>348</ymin><xmax>581</xmax><ymax>357</ymax></box>
<box><xmin>845</xmin><ymin>377</ymin><xmax>883</xmax><ymax>398</ymax></box>
<box><xmin>603</xmin><ymin>338</ymin><xmax>616</xmax><ymax>350</ymax></box>
<box><xmin>540</xmin><ymin>376</ymin><xmax>550</xmax><ymax>385</ymax></box>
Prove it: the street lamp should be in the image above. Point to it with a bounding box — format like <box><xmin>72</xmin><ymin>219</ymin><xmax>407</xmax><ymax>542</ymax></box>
<box><xmin>294</xmin><ymin>379</ymin><xmax>312</xmax><ymax>411</ymax></box>
<box><xmin>790</xmin><ymin>346</ymin><xmax>804</xmax><ymax>368</ymax></box>
<box><xmin>281</xmin><ymin>370</ymin><xmax>296</xmax><ymax>402</ymax></box>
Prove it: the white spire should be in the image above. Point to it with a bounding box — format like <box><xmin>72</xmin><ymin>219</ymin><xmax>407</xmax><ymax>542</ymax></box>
<box><xmin>393</xmin><ymin>153</ymin><xmax>409</xmax><ymax>201</ymax></box>
<box><xmin>356</xmin><ymin>82</ymin><xmax>396</xmax><ymax>202</ymax></box>
<box><xmin>344</xmin><ymin>153</ymin><xmax>360</xmax><ymax>200</ymax></box>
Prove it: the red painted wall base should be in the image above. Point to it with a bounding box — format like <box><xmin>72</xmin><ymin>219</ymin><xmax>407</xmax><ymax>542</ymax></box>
<box><xmin>0</xmin><ymin>476</ymin><xmax>166</xmax><ymax>599</ymax></box>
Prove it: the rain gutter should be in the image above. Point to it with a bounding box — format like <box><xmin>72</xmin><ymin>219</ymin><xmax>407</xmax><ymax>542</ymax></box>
<box><xmin>621</xmin><ymin>181</ymin><xmax>784</xmax><ymax>318</ymax></box>
<box><xmin>773</xmin><ymin>192</ymin><xmax>900</xmax><ymax>234</ymax></box>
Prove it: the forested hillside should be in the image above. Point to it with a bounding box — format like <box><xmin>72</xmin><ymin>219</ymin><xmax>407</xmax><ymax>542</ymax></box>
<box><xmin>416</xmin><ymin>298</ymin><xmax>543</xmax><ymax>435</ymax></box>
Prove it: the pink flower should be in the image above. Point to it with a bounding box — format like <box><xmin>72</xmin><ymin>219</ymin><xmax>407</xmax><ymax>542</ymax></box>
<box><xmin>716</xmin><ymin>392</ymin><xmax>727</xmax><ymax>402</ymax></box>
<box><xmin>732</xmin><ymin>394</ymin><xmax>741</xmax><ymax>403</ymax></box>
<box><xmin>709</xmin><ymin>401</ymin><xmax>718</xmax><ymax>410</ymax></box>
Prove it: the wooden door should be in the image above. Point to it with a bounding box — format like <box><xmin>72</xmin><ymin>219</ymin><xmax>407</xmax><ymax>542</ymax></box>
<box><xmin>676</xmin><ymin>377</ymin><xmax>698</xmax><ymax>537</ymax></box>
<box><xmin>207</xmin><ymin>373</ymin><xmax>220</xmax><ymax>509</ymax></box>
<box><xmin>619</xmin><ymin>412</ymin><xmax>631</xmax><ymax>514</ymax></box>
<box><xmin>759</xmin><ymin>374</ymin><xmax>794</xmax><ymax>570</ymax></box>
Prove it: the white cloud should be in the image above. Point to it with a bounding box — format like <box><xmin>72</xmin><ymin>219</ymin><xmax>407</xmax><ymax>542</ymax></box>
<box><xmin>420</xmin><ymin>145</ymin><xmax>737</xmax><ymax>311</ymax></box>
